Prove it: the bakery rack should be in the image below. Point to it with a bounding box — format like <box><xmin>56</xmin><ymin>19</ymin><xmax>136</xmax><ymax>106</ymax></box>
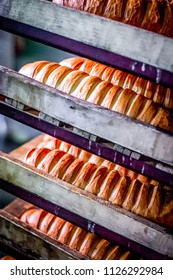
<box><xmin>0</xmin><ymin>0</ymin><xmax>173</xmax><ymax>260</ymax></box>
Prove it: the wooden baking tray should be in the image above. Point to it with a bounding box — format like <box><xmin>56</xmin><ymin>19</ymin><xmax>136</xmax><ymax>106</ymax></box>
<box><xmin>0</xmin><ymin>198</ymin><xmax>89</xmax><ymax>260</ymax></box>
<box><xmin>0</xmin><ymin>136</ymin><xmax>172</xmax><ymax>259</ymax></box>
<box><xmin>0</xmin><ymin>99</ymin><xmax>172</xmax><ymax>187</ymax></box>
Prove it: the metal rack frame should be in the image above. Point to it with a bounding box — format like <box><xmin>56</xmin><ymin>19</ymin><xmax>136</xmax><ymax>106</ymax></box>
<box><xmin>0</xmin><ymin>0</ymin><xmax>173</xmax><ymax>259</ymax></box>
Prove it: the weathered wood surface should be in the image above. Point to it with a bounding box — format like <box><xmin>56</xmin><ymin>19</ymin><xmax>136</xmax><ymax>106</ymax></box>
<box><xmin>0</xmin><ymin>208</ymin><xmax>87</xmax><ymax>260</ymax></box>
<box><xmin>0</xmin><ymin>152</ymin><xmax>173</xmax><ymax>258</ymax></box>
<box><xmin>0</xmin><ymin>0</ymin><xmax>173</xmax><ymax>75</ymax></box>
<box><xmin>0</xmin><ymin>66</ymin><xmax>173</xmax><ymax>165</ymax></box>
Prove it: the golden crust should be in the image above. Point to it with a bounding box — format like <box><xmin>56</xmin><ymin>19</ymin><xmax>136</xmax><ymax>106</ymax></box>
<box><xmin>26</xmin><ymin>209</ymin><xmax>45</xmax><ymax>228</ymax></box>
<box><xmin>57</xmin><ymin>222</ymin><xmax>75</xmax><ymax>244</ymax></box>
<box><xmin>50</xmin><ymin>153</ymin><xmax>75</xmax><ymax>179</ymax></box>
<box><xmin>120</xmin><ymin>250</ymin><xmax>132</xmax><ymax>260</ymax></box>
<box><xmin>103</xmin><ymin>0</ymin><xmax>127</xmax><ymax>20</ymax></box>
<box><xmin>38</xmin><ymin>134</ymin><xmax>155</xmax><ymax>187</ymax></box>
<box><xmin>73</xmin><ymin>162</ymin><xmax>98</xmax><ymax>189</ymax></box>
<box><xmin>37</xmin><ymin>149</ymin><xmax>66</xmax><ymax>173</ymax></box>
<box><xmin>105</xmin><ymin>245</ymin><xmax>120</xmax><ymax>260</ymax></box>
<box><xmin>19</xmin><ymin>60</ymin><xmax>173</xmax><ymax>132</ymax></box>
<box><xmin>24</xmin><ymin>148</ymin><xmax>51</xmax><ymax>167</ymax></box>
<box><xmin>123</xmin><ymin>0</ymin><xmax>146</xmax><ymax>27</ymax></box>
<box><xmin>68</xmin><ymin>227</ymin><xmax>87</xmax><ymax>250</ymax></box>
<box><xmin>58</xmin><ymin>57</ymin><xmax>86</xmax><ymax>70</ymax></box>
<box><xmin>140</xmin><ymin>0</ymin><xmax>162</xmax><ymax>33</ymax></box>
<box><xmin>97</xmin><ymin>170</ymin><xmax>120</xmax><ymax>200</ymax></box>
<box><xmin>60</xmin><ymin>57</ymin><xmax>173</xmax><ymax>111</ymax></box>
<box><xmin>34</xmin><ymin>63</ymin><xmax>60</xmax><ymax>84</ymax></box>
<box><xmin>122</xmin><ymin>179</ymin><xmax>142</xmax><ymax>210</ymax></box>
<box><xmin>79</xmin><ymin>232</ymin><xmax>97</xmax><ymax>255</ymax></box>
<box><xmin>85</xmin><ymin>165</ymin><xmax>108</xmax><ymax>194</ymax></box>
<box><xmin>90</xmin><ymin>239</ymin><xmax>110</xmax><ymax>260</ymax></box>
<box><xmin>46</xmin><ymin>65</ymin><xmax>72</xmax><ymax>88</ymax></box>
<box><xmin>19</xmin><ymin>61</ymin><xmax>49</xmax><ymax>78</ymax></box>
<box><xmin>62</xmin><ymin>158</ymin><xmax>84</xmax><ymax>183</ymax></box>
<box><xmin>84</xmin><ymin>0</ymin><xmax>106</xmax><ymax>15</ymax></box>
<box><xmin>38</xmin><ymin>212</ymin><xmax>55</xmax><ymax>233</ymax></box>
<box><xmin>47</xmin><ymin>217</ymin><xmax>65</xmax><ymax>239</ymax></box>
<box><xmin>20</xmin><ymin>208</ymin><xmax>37</xmax><ymax>224</ymax></box>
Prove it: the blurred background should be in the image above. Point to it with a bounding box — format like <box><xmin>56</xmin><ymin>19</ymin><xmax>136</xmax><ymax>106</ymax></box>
<box><xmin>0</xmin><ymin>30</ymin><xmax>74</xmax><ymax>219</ymax></box>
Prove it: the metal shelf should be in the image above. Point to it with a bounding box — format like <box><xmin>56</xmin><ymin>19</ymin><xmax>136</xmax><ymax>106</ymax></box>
<box><xmin>0</xmin><ymin>0</ymin><xmax>173</xmax><ymax>87</ymax></box>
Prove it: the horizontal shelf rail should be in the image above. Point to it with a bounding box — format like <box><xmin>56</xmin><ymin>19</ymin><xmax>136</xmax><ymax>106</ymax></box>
<box><xmin>0</xmin><ymin>101</ymin><xmax>173</xmax><ymax>186</ymax></box>
<box><xmin>0</xmin><ymin>0</ymin><xmax>173</xmax><ymax>87</ymax></box>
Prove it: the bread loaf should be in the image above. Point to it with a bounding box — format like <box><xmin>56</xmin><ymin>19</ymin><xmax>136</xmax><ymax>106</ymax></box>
<box><xmin>52</xmin><ymin>0</ymin><xmax>173</xmax><ymax>38</ymax></box>
<box><xmin>19</xmin><ymin>206</ymin><xmax>138</xmax><ymax>259</ymax></box>
<box><xmin>38</xmin><ymin>134</ymin><xmax>160</xmax><ymax>186</ymax></box>
<box><xmin>19</xmin><ymin>61</ymin><xmax>173</xmax><ymax>133</ymax></box>
<box><xmin>24</xmin><ymin>147</ymin><xmax>173</xmax><ymax>229</ymax></box>
<box><xmin>60</xmin><ymin>57</ymin><xmax>173</xmax><ymax>111</ymax></box>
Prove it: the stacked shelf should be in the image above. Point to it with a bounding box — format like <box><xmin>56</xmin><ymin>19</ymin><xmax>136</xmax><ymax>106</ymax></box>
<box><xmin>0</xmin><ymin>0</ymin><xmax>173</xmax><ymax>260</ymax></box>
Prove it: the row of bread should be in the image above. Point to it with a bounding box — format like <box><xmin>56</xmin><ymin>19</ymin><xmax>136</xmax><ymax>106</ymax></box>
<box><xmin>52</xmin><ymin>0</ymin><xmax>173</xmax><ymax>38</ymax></box>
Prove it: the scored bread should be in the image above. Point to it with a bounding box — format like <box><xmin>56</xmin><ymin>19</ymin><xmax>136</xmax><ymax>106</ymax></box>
<box><xmin>19</xmin><ymin>206</ymin><xmax>138</xmax><ymax>260</ymax></box>
<box><xmin>38</xmin><ymin>134</ymin><xmax>160</xmax><ymax>186</ymax></box>
<box><xmin>60</xmin><ymin>57</ymin><xmax>173</xmax><ymax>111</ymax></box>
<box><xmin>24</xmin><ymin>147</ymin><xmax>173</xmax><ymax>229</ymax></box>
<box><xmin>19</xmin><ymin>61</ymin><xmax>173</xmax><ymax>133</ymax></box>
<box><xmin>52</xmin><ymin>0</ymin><xmax>173</xmax><ymax>38</ymax></box>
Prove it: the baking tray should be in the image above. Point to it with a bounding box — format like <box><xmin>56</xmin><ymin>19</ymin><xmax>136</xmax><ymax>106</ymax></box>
<box><xmin>0</xmin><ymin>199</ymin><xmax>88</xmax><ymax>260</ymax></box>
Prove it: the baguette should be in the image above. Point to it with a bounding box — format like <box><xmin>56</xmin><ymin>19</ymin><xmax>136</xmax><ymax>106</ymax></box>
<box><xmin>24</xmin><ymin>147</ymin><xmax>173</xmax><ymax>229</ymax></box>
<box><xmin>19</xmin><ymin>206</ymin><xmax>137</xmax><ymax>260</ymax></box>
<box><xmin>19</xmin><ymin>61</ymin><xmax>173</xmax><ymax>133</ymax></box>
<box><xmin>60</xmin><ymin>57</ymin><xmax>173</xmax><ymax>111</ymax></box>
<box><xmin>52</xmin><ymin>0</ymin><xmax>173</xmax><ymax>38</ymax></box>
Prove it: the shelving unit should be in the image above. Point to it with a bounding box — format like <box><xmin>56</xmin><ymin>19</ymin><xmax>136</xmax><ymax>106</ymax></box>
<box><xmin>0</xmin><ymin>0</ymin><xmax>173</xmax><ymax>260</ymax></box>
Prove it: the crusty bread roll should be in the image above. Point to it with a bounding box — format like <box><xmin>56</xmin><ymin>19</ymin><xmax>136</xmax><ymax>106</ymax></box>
<box><xmin>19</xmin><ymin>206</ymin><xmax>136</xmax><ymax>260</ymax></box>
<box><xmin>52</xmin><ymin>0</ymin><xmax>173</xmax><ymax>38</ymax></box>
<box><xmin>60</xmin><ymin>57</ymin><xmax>173</xmax><ymax>111</ymax></box>
<box><xmin>19</xmin><ymin>61</ymin><xmax>173</xmax><ymax>133</ymax></box>
<box><xmin>24</xmin><ymin>147</ymin><xmax>173</xmax><ymax>229</ymax></box>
